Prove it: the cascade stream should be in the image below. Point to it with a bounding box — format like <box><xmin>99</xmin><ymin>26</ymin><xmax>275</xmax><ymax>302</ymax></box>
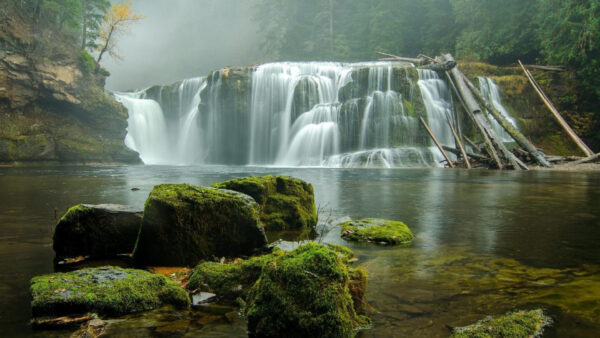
<box><xmin>115</xmin><ymin>62</ymin><xmax>516</xmax><ymax>167</ymax></box>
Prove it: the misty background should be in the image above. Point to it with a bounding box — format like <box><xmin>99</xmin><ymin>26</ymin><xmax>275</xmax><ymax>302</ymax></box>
<box><xmin>102</xmin><ymin>0</ymin><xmax>264</xmax><ymax>91</ymax></box>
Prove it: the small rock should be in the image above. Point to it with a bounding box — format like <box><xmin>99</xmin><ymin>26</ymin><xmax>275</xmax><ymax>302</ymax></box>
<box><xmin>192</xmin><ymin>292</ymin><xmax>217</xmax><ymax>307</ymax></box>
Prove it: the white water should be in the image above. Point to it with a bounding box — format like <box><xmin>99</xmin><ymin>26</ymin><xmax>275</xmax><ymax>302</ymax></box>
<box><xmin>478</xmin><ymin>77</ymin><xmax>518</xmax><ymax>142</ymax></box>
<box><xmin>117</xmin><ymin>62</ymin><xmax>517</xmax><ymax>167</ymax></box>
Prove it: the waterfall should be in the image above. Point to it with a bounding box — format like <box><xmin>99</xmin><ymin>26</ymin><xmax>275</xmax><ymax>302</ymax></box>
<box><xmin>117</xmin><ymin>62</ymin><xmax>518</xmax><ymax>167</ymax></box>
<box><xmin>478</xmin><ymin>77</ymin><xmax>518</xmax><ymax>142</ymax></box>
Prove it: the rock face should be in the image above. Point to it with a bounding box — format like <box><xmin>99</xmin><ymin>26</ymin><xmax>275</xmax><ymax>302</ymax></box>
<box><xmin>53</xmin><ymin>204</ymin><xmax>142</xmax><ymax>259</ymax></box>
<box><xmin>340</xmin><ymin>218</ymin><xmax>414</xmax><ymax>245</ymax></box>
<box><xmin>0</xmin><ymin>5</ymin><xmax>139</xmax><ymax>163</ymax></box>
<box><xmin>134</xmin><ymin>184</ymin><xmax>268</xmax><ymax>267</ymax></box>
<box><xmin>30</xmin><ymin>266</ymin><xmax>190</xmax><ymax>317</ymax></box>
<box><xmin>212</xmin><ymin>175</ymin><xmax>317</xmax><ymax>231</ymax></box>
<box><xmin>244</xmin><ymin>243</ymin><xmax>370</xmax><ymax>338</ymax></box>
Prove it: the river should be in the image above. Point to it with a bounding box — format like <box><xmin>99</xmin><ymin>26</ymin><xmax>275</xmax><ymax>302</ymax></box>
<box><xmin>1</xmin><ymin>165</ymin><xmax>599</xmax><ymax>337</ymax></box>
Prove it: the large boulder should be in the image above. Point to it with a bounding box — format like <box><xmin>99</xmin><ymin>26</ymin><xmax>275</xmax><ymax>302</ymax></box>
<box><xmin>244</xmin><ymin>242</ymin><xmax>370</xmax><ymax>337</ymax></box>
<box><xmin>30</xmin><ymin>266</ymin><xmax>190</xmax><ymax>317</ymax></box>
<box><xmin>134</xmin><ymin>184</ymin><xmax>268</xmax><ymax>267</ymax></box>
<box><xmin>53</xmin><ymin>204</ymin><xmax>142</xmax><ymax>259</ymax></box>
<box><xmin>212</xmin><ymin>175</ymin><xmax>317</xmax><ymax>231</ymax></box>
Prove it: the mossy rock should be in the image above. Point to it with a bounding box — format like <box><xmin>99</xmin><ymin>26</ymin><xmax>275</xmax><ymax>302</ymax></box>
<box><xmin>134</xmin><ymin>184</ymin><xmax>268</xmax><ymax>267</ymax></box>
<box><xmin>30</xmin><ymin>266</ymin><xmax>190</xmax><ymax>317</ymax></box>
<box><xmin>212</xmin><ymin>175</ymin><xmax>317</xmax><ymax>232</ymax></box>
<box><xmin>451</xmin><ymin>309</ymin><xmax>551</xmax><ymax>338</ymax></box>
<box><xmin>340</xmin><ymin>218</ymin><xmax>414</xmax><ymax>245</ymax></box>
<box><xmin>187</xmin><ymin>250</ymin><xmax>284</xmax><ymax>302</ymax></box>
<box><xmin>244</xmin><ymin>242</ymin><xmax>370</xmax><ymax>337</ymax></box>
<box><xmin>53</xmin><ymin>204</ymin><xmax>142</xmax><ymax>259</ymax></box>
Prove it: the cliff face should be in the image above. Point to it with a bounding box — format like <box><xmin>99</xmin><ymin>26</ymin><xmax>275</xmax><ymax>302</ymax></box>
<box><xmin>0</xmin><ymin>7</ymin><xmax>139</xmax><ymax>164</ymax></box>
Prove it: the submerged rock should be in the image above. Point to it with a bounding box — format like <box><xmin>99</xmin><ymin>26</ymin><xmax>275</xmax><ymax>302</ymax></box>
<box><xmin>340</xmin><ymin>218</ymin><xmax>414</xmax><ymax>245</ymax></box>
<box><xmin>244</xmin><ymin>242</ymin><xmax>370</xmax><ymax>337</ymax></box>
<box><xmin>451</xmin><ymin>309</ymin><xmax>551</xmax><ymax>338</ymax></box>
<box><xmin>134</xmin><ymin>184</ymin><xmax>268</xmax><ymax>267</ymax></box>
<box><xmin>53</xmin><ymin>204</ymin><xmax>142</xmax><ymax>259</ymax></box>
<box><xmin>30</xmin><ymin>266</ymin><xmax>190</xmax><ymax>317</ymax></box>
<box><xmin>212</xmin><ymin>175</ymin><xmax>317</xmax><ymax>231</ymax></box>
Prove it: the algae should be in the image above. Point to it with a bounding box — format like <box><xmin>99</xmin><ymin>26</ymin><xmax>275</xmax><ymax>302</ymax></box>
<box><xmin>30</xmin><ymin>266</ymin><xmax>190</xmax><ymax>317</ymax></box>
<box><xmin>340</xmin><ymin>218</ymin><xmax>414</xmax><ymax>245</ymax></box>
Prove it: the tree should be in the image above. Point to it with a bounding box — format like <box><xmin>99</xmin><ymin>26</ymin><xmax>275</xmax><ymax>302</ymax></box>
<box><xmin>81</xmin><ymin>0</ymin><xmax>110</xmax><ymax>50</ymax></box>
<box><xmin>95</xmin><ymin>0</ymin><xmax>143</xmax><ymax>65</ymax></box>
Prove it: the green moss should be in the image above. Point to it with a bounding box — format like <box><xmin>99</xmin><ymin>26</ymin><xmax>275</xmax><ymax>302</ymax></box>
<box><xmin>326</xmin><ymin>243</ymin><xmax>355</xmax><ymax>262</ymax></box>
<box><xmin>30</xmin><ymin>266</ymin><xmax>190</xmax><ymax>317</ymax></box>
<box><xmin>451</xmin><ymin>309</ymin><xmax>550</xmax><ymax>338</ymax></box>
<box><xmin>188</xmin><ymin>249</ymin><xmax>283</xmax><ymax>301</ymax></box>
<box><xmin>340</xmin><ymin>218</ymin><xmax>414</xmax><ymax>245</ymax></box>
<box><xmin>212</xmin><ymin>175</ymin><xmax>317</xmax><ymax>232</ymax></box>
<box><xmin>245</xmin><ymin>242</ymin><xmax>370</xmax><ymax>337</ymax></box>
<box><xmin>134</xmin><ymin>184</ymin><xmax>268</xmax><ymax>267</ymax></box>
<box><xmin>79</xmin><ymin>50</ymin><xmax>96</xmax><ymax>73</ymax></box>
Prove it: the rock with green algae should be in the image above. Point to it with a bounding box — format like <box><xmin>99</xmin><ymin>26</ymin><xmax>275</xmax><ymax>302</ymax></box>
<box><xmin>30</xmin><ymin>266</ymin><xmax>190</xmax><ymax>317</ymax></box>
<box><xmin>187</xmin><ymin>250</ymin><xmax>284</xmax><ymax>302</ymax></box>
<box><xmin>134</xmin><ymin>184</ymin><xmax>268</xmax><ymax>267</ymax></box>
<box><xmin>451</xmin><ymin>309</ymin><xmax>551</xmax><ymax>338</ymax></box>
<box><xmin>244</xmin><ymin>242</ymin><xmax>370</xmax><ymax>338</ymax></box>
<box><xmin>212</xmin><ymin>175</ymin><xmax>317</xmax><ymax>232</ymax></box>
<box><xmin>53</xmin><ymin>204</ymin><xmax>142</xmax><ymax>259</ymax></box>
<box><xmin>340</xmin><ymin>218</ymin><xmax>414</xmax><ymax>245</ymax></box>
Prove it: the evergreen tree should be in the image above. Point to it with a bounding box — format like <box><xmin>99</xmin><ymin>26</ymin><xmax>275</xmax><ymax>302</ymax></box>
<box><xmin>81</xmin><ymin>0</ymin><xmax>110</xmax><ymax>50</ymax></box>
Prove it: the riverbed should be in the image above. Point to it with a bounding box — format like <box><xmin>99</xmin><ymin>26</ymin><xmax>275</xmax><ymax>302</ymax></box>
<box><xmin>1</xmin><ymin>165</ymin><xmax>599</xmax><ymax>337</ymax></box>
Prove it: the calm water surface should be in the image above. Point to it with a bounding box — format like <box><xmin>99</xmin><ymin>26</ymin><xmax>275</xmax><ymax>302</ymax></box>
<box><xmin>1</xmin><ymin>165</ymin><xmax>599</xmax><ymax>337</ymax></box>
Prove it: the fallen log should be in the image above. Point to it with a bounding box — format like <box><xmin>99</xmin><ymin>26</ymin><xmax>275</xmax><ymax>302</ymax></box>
<box><xmin>464</xmin><ymin>77</ymin><xmax>552</xmax><ymax>168</ymax></box>
<box><xmin>376</xmin><ymin>52</ymin><xmax>427</xmax><ymax>65</ymax></box>
<box><xmin>444</xmin><ymin>110</ymin><xmax>471</xmax><ymax>168</ymax></box>
<box><xmin>442</xmin><ymin>146</ymin><xmax>488</xmax><ymax>161</ymax></box>
<box><xmin>463</xmin><ymin>135</ymin><xmax>481</xmax><ymax>153</ymax></box>
<box><xmin>444</xmin><ymin>55</ymin><xmax>503</xmax><ymax>169</ymax></box>
<box><xmin>519</xmin><ymin>60</ymin><xmax>594</xmax><ymax>157</ymax></box>
<box><xmin>31</xmin><ymin>315</ymin><xmax>93</xmax><ymax>329</ymax></box>
<box><xmin>565</xmin><ymin>153</ymin><xmax>600</xmax><ymax>166</ymax></box>
<box><xmin>523</xmin><ymin>65</ymin><xmax>566</xmax><ymax>72</ymax></box>
<box><xmin>419</xmin><ymin>116</ymin><xmax>454</xmax><ymax>168</ymax></box>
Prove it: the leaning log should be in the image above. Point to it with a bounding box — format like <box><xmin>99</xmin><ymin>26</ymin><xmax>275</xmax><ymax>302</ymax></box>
<box><xmin>444</xmin><ymin>110</ymin><xmax>471</xmax><ymax>168</ymax></box>
<box><xmin>443</xmin><ymin>54</ymin><xmax>503</xmax><ymax>169</ymax></box>
<box><xmin>419</xmin><ymin>116</ymin><xmax>455</xmax><ymax>168</ymax></box>
<box><xmin>464</xmin><ymin>77</ymin><xmax>552</xmax><ymax>168</ymax></box>
<box><xmin>519</xmin><ymin>60</ymin><xmax>594</xmax><ymax>157</ymax></box>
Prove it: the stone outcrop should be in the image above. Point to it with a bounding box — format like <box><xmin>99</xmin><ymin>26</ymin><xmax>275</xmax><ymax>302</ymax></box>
<box><xmin>0</xmin><ymin>6</ymin><xmax>139</xmax><ymax>163</ymax></box>
<box><xmin>133</xmin><ymin>184</ymin><xmax>268</xmax><ymax>267</ymax></box>
<box><xmin>53</xmin><ymin>204</ymin><xmax>143</xmax><ymax>259</ymax></box>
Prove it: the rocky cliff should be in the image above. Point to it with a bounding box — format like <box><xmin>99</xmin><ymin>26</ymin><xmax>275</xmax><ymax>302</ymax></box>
<box><xmin>0</xmin><ymin>6</ymin><xmax>139</xmax><ymax>164</ymax></box>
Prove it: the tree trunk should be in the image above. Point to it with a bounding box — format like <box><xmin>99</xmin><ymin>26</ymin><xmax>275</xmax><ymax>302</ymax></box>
<box><xmin>420</xmin><ymin>116</ymin><xmax>455</xmax><ymax>168</ymax></box>
<box><xmin>81</xmin><ymin>0</ymin><xmax>87</xmax><ymax>50</ymax></box>
<box><xmin>519</xmin><ymin>60</ymin><xmax>594</xmax><ymax>157</ymax></box>
<box><xmin>464</xmin><ymin>76</ymin><xmax>552</xmax><ymax>168</ymax></box>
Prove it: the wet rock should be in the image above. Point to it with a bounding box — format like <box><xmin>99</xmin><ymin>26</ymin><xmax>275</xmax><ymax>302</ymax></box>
<box><xmin>451</xmin><ymin>309</ymin><xmax>551</xmax><ymax>338</ymax></box>
<box><xmin>30</xmin><ymin>266</ymin><xmax>190</xmax><ymax>317</ymax></box>
<box><xmin>212</xmin><ymin>175</ymin><xmax>317</xmax><ymax>232</ymax></box>
<box><xmin>134</xmin><ymin>184</ymin><xmax>268</xmax><ymax>267</ymax></box>
<box><xmin>192</xmin><ymin>292</ymin><xmax>217</xmax><ymax>306</ymax></box>
<box><xmin>339</xmin><ymin>218</ymin><xmax>414</xmax><ymax>245</ymax></box>
<box><xmin>71</xmin><ymin>318</ymin><xmax>107</xmax><ymax>338</ymax></box>
<box><xmin>244</xmin><ymin>242</ymin><xmax>370</xmax><ymax>337</ymax></box>
<box><xmin>53</xmin><ymin>204</ymin><xmax>142</xmax><ymax>259</ymax></box>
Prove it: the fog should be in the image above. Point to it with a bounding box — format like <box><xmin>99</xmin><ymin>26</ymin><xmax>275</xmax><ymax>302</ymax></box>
<box><xmin>102</xmin><ymin>0</ymin><xmax>265</xmax><ymax>91</ymax></box>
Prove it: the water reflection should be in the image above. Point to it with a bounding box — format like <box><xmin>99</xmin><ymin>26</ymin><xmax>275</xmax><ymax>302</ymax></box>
<box><xmin>0</xmin><ymin>166</ymin><xmax>599</xmax><ymax>336</ymax></box>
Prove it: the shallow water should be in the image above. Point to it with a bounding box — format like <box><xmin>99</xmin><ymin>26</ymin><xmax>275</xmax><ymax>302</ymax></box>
<box><xmin>1</xmin><ymin>165</ymin><xmax>599</xmax><ymax>337</ymax></box>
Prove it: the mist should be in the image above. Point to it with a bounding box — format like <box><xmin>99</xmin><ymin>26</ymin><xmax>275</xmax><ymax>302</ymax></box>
<box><xmin>102</xmin><ymin>0</ymin><xmax>265</xmax><ymax>91</ymax></box>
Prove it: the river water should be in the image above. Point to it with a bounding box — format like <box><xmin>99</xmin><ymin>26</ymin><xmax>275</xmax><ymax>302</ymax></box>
<box><xmin>1</xmin><ymin>165</ymin><xmax>599</xmax><ymax>337</ymax></box>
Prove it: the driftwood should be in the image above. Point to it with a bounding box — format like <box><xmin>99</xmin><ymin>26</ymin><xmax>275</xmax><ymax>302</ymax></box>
<box><xmin>442</xmin><ymin>146</ymin><xmax>488</xmax><ymax>161</ymax></box>
<box><xmin>444</xmin><ymin>110</ymin><xmax>471</xmax><ymax>168</ymax></box>
<box><xmin>376</xmin><ymin>51</ymin><xmax>427</xmax><ymax>64</ymax></box>
<box><xmin>566</xmin><ymin>153</ymin><xmax>600</xmax><ymax>166</ymax></box>
<box><xmin>464</xmin><ymin>77</ymin><xmax>551</xmax><ymax>168</ymax></box>
<box><xmin>377</xmin><ymin>52</ymin><xmax>456</xmax><ymax>71</ymax></box>
<box><xmin>443</xmin><ymin>55</ymin><xmax>503</xmax><ymax>168</ymax></box>
<box><xmin>523</xmin><ymin>65</ymin><xmax>566</xmax><ymax>72</ymax></box>
<box><xmin>419</xmin><ymin>116</ymin><xmax>455</xmax><ymax>168</ymax></box>
<box><xmin>463</xmin><ymin>135</ymin><xmax>481</xmax><ymax>152</ymax></box>
<box><xmin>519</xmin><ymin>60</ymin><xmax>594</xmax><ymax>157</ymax></box>
<box><xmin>31</xmin><ymin>315</ymin><xmax>93</xmax><ymax>329</ymax></box>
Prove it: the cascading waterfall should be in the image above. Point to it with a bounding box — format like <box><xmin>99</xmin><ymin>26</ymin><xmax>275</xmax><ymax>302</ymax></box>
<box><xmin>117</xmin><ymin>62</ymin><xmax>518</xmax><ymax>167</ymax></box>
<box><xmin>478</xmin><ymin>77</ymin><xmax>518</xmax><ymax>142</ymax></box>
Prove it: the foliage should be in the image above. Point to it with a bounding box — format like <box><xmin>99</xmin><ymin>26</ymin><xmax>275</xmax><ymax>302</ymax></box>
<box><xmin>81</xmin><ymin>0</ymin><xmax>110</xmax><ymax>50</ymax></box>
<box><xmin>79</xmin><ymin>49</ymin><xmax>96</xmax><ymax>72</ymax></box>
<box><xmin>96</xmin><ymin>1</ymin><xmax>144</xmax><ymax>64</ymax></box>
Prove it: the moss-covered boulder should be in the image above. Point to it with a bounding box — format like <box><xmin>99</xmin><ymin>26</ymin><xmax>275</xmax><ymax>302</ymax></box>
<box><xmin>30</xmin><ymin>266</ymin><xmax>190</xmax><ymax>317</ymax></box>
<box><xmin>451</xmin><ymin>309</ymin><xmax>551</xmax><ymax>338</ymax></box>
<box><xmin>187</xmin><ymin>250</ymin><xmax>283</xmax><ymax>302</ymax></box>
<box><xmin>134</xmin><ymin>184</ymin><xmax>268</xmax><ymax>267</ymax></box>
<box><xmin>244</xmin><ymin>242</ymin><xmax>370</xmax><ymax>337</ymax></box>
<box><xmin>212</xmin><ymin>175</ymin><xmax>317</xmax><ymax>231</ymax></box>
<box><xmin>340</xmin><ymin>218</ymin><xmax>414</xmax><ymax>245</ymax></box>
<box><xmin>53</xmin><ymin>204</ymin><xmax>142</xmax><ymax>259</ymax></box>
